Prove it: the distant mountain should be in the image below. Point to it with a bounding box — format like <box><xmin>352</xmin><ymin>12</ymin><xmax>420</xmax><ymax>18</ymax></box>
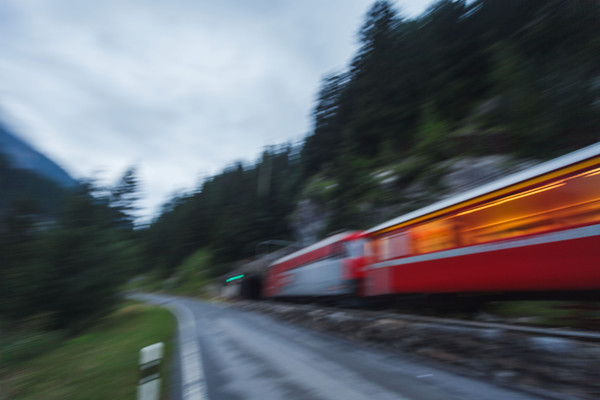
<box><xmin>0</xmin><ymin>123</ymin><xmax>77</xmax><ymax>188</ymax></box>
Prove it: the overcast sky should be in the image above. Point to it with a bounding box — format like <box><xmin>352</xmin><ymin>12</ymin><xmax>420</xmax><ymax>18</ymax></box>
<box><xmin>0</xmin><ymin>0</ymin><xmax>434</xmax><ymax>222</ymax></box>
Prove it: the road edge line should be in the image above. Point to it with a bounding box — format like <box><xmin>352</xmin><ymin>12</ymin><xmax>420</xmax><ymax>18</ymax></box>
<box><xmin>166</xmin><ymin>302</ymin><xmax>208</xmax><ymax>400</ymax></box>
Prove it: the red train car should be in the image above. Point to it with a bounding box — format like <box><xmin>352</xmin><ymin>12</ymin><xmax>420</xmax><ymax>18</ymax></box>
<box><xmin>263</xmin><ymin>231</ymin><xmax>366</xmax><ymax>299</ymax></box>
<box><xmin>364</xmin><ymin>143</ymin><xmax>600</xmax><ymax>299</ymax></box>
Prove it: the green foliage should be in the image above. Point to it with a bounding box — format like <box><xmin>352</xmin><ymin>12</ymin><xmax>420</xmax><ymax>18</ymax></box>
<box><xmin>1</xmin><ymin>182</ymin><xmax>142</xmax><ymax>331</ymax></box>
<box><xmin>325</xmin><ymin>152</ymin><xmax>379</xmax><ymax>233</ymax></box>
<box><xmin>301</xmin><ymin>74</ymin><xmax>348</xmax><ymax>177</ymax></box>
<box><xmin>1</xmin><ymin>330</ymin><xmax>65</xmax><ymax>366</ymax></box>
<box><xmin>415</xmin><ymin>105</ymin><xmax>453</xmax><ymax>161</ymax></box>
<box><xmin>35</xmin><ymin>214</ymin><xmax>138</xmax><ymax>329</ymax></box>
<box><xmin>178</xmin><ymin>249</ymin><xmax>211</xmax><ymax>278</ymax></box>
<box><xmin>110</xmin><ymin>166</ymin><xmax>140</xmax><ymax>227</ymax></box>
<box><xmin>302</xmin><ymin>0</ymin><xmax>599</xmax><ymax>168</ymax></box>
<box><xmin>170</xmin><ymin>249</ymin><xmax>214</xmax><ymax>295</ymax></box>
<box><xmin>122</xmin><ymin>249</ymin><xmax>216</xmax><ymax>296</ymax></box>
<box><xmin>484</xmin><ymin>301</ymin><xmax>599</xmax><ymax>328</ymax></box>
<box><xmin>300</xmin><ymin>175</ymin><xmax>338</xmax><ymax>204</ymax></box>
<box><xmin>390</xmin><ymin>156</ymin><xmax>429</xmax><ymax>185</ymax></box>
<box><xmin>0</xmin><ymin>152</ymin><xmax>69</xmax><ymax>220</ymax></box>
<box><xmin>142</xmin><ymin>145</ymin><xmax>302</xmax><ymax>276</ymax></box>
<box><xmin>2</xmin><ymin>303</ymin><xmax>175</xmax><ymax>400</ymax></box>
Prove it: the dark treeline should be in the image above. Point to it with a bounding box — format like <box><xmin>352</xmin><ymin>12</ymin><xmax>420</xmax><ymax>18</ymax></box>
<box><xmin>141</xmin><ymin>0</ymin><xmax>599</xmax><ymax>277</ymax></box>
<box><xmin>0</xmin><ymin>167</ymin><xmax>141</xmax><ymax>331</ymax></box>
<box><xmin>0</xmin><ymin>153</ymin><xmax>67</xmax><ymax>219</ymax></box>
<box><xmin>143</xmin><ymin>146</ymin><xmax>303</xmax><ymax>278</ymax></box>
<box><xmin>303</xmin><ymin>0</ymin><xmax>598</xmax><ymax>172</ymax></box>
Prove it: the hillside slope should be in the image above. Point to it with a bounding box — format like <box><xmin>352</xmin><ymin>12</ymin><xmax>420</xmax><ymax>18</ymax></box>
<box><xmin>0</xmin><ymin>123</ymin><xmax>76</xmax><ymax>188</ymax></box>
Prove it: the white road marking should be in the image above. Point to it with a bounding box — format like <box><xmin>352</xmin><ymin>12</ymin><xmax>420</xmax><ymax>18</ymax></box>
<box><xmin>168</xmin><ymin>302</ymin><xmax>208</xmax><ymax>400</ymax></box>
<box><xmin>417</xmin><ymin>374</ymin><xmax>434</xmax><ymax>379</ymax></box>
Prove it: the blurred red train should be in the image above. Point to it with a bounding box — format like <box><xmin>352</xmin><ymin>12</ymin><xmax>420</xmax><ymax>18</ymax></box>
<box><xmin>263</xmin><ymin>143</ymin><xmax>600</xmax><ymax>302</ymax></box>
<box><xmin>263</xmin><ymin>231</ymin><xmax>366</xmax><ymax>299</ymax></box>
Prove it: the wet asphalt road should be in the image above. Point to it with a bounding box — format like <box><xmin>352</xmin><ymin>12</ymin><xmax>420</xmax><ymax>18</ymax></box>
<box><xmin>135</xmin><ymin>293</ymin><xmax>544</xmax><ymax>400</ymax></box>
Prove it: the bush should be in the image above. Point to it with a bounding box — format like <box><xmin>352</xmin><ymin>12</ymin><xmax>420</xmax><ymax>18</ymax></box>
<box><xmin>300</xmin><ymin>175</ymin><xmax>339</xmax><ymax>204</ymax></box>
<box><xmin>1</xmin><ymin>330</ymin><xmax>65</xmax><ymax>366</ymax></box>
<box><xmin>1</xmin><ymin>186</ymin><xmax>141</xmax><ymax>332</ymax></box>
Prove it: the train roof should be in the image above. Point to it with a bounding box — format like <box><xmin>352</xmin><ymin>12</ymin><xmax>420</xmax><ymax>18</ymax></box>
<box><xmin>366</xmin><ymin>142</ymin><xmax>600</xmax><ymax>235</ymax></box>
<box><xmin>270</xmin><ymin>231</ymin><xmax>361</xmax><ymax>266</ymax></box>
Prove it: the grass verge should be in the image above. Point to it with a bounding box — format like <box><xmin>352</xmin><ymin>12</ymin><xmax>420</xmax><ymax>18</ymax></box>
<box><xmin>2</xmin><ymin>303</ymin><xmax>176</xmax><ymax>400</ymax></box>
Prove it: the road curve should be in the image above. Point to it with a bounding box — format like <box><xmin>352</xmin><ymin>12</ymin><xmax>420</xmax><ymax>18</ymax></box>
<box><xmin>134</xmin><ymin>294</ymin><xmax>544</xmax><ymax>400</ymax></box>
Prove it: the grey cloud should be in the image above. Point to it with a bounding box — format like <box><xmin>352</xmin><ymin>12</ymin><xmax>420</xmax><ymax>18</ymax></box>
<box><xmin>0</xmin><ymin>0</ymin><xmax>433</xmax><ymax>219</ymax></box>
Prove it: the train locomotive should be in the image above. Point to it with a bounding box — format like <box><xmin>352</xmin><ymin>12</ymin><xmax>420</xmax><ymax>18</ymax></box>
<box><xmin>262</xmin><ymin>143</ymin><xmax>600</xmax><ymax>303</ymax></box>
<box><xmin>263</xmin><ymin>231</ymin><xmax>366</xmax><ymax>300</ymax></box>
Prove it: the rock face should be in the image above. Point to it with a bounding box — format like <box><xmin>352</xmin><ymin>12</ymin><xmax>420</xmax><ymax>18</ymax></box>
<box><xmin>234</xmin><ymin>301</ymin><xmax>600</xmax><ymax>400</ymax></box>
<box><xmin>291</xmin><ymin>199</ymin><xmax>331</xmax><ymax>246</ymax></box>
<box><xmin>440</xmin><ymin>155</ymin><xmax>538</xmax><ymax>198</ymax></box>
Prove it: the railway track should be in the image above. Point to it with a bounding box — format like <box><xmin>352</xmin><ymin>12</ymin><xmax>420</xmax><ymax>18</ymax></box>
<box><xmin>235</xmin><ymin>299</ymin><xmax>600</xmax><ymax>399</ymax></box>
<box><xmin>366</xmin><ymin>310</ymin><xmax>600</xmax><ymax>343</ymax></box>
<box><xmin>243</xmin><ymin>299</ymin><xmax>600</xmax><ymax>343</ymax></box>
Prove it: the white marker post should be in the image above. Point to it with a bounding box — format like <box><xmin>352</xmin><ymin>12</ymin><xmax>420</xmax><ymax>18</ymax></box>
<box><xmin>138</xmin><ymin>342</ymin><xmax>164</xmax><ymax>400</ymax></box>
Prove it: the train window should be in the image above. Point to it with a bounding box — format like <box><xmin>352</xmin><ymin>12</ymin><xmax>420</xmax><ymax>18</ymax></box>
<box><xmin>365</xmin><ymin>240</ymin><xmax>373</xmax><ymax>257</ymax></box>
<box><xmin>412</xmin><ymin>219</ymin><xmax>456</xmax><ymax>254</ymax></box>
<box><xmin>381</xmin><ymin>237</ymin><xmax>391</xmax><ymax>260</ymax></box>
<box><xmin>345</xmin><ymin>239</ymin><xmax>365</xmax><ymax>258</ymax></box>
<box><xmin>453</xmin><ymin>166</ymin><xmax>600</xmax><ymax>245</ymax></box>
<box><xmin>388</xmin><ymin>232</ymin><xmax>411</xmax><ymax>258</ymax></box>
<box><xmin>371</xmin><ymin>237</ymin><xmax>387</xmax><ymax>261</ymax></box>
<box><xmin>372</xmin><ymin>233</ymin><xmax>412</xmax><ymax>260</ymax></box>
